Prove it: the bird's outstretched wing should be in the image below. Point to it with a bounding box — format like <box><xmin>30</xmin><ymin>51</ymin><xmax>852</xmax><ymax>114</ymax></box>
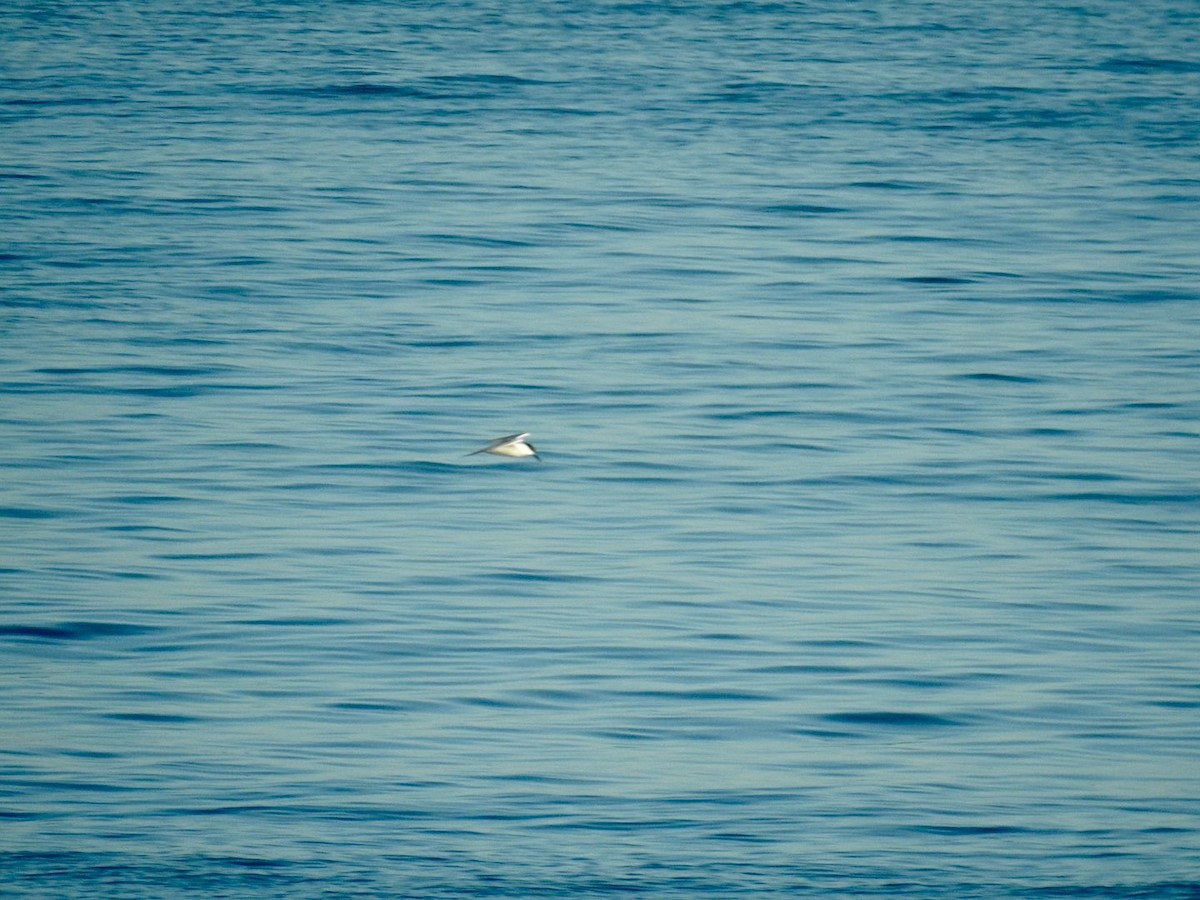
<box><xmin>467</xmin><ymin>433</ymin><xmax>531</xmax><ymax>456</ymax></box>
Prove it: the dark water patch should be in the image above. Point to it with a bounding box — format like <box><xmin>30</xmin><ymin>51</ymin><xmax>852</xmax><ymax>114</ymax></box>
<box><xmin>900</xmin><ymin>275</ymin><xmax>976</xmax><ymax>285</ymax></box>
<box><xmin>1033</xmin><ymin>288</ymin><xmax>1197</xmax><ymax>305</ymax></box>
<box><xmin>0</xmin><ymin>852</ymin><xmax>323</xmax><ymax>897</ymax></box>
<box><xmin>760</xmin><ymin>202</ymin><xmax>848</xmax><ymax>215</ymax></box>
<box><xmin>801</xmin><ymin>639</ymin><xmax>885</xmax><ymax>650</ymax></box>
<box><xmin>1045</xmin><ymin>491</ymin><xmax>1200</xmax><ymax>505</ymax></box>
<box><xmin>420</xmin><ymin>274</ymin><xmax>499</xmax><ymax>289</ymax></box>
<box><xmin>1121</xmin><ymin>401</ymin><xmax>1178</xmax><ymax>410</ymax></box>
<box><xmin>909</xmin><ymin>824</ymin><xmax>1031</xmax><ymax>836</ymax></box>
<box><xmin>108</xmin><ymin>569</ymin><xmax>162</xmax><ymax>580</ymax></box>
<box><xmin>1148</xmin><ymin>700</ymin><xmax>1200</xmax><ymax>710</ymax></box>
<box><xmin>0</xmin><ymin>505</ymin><xmax>64</xmax><ymax>519</ymax></box>
<box><xmin>481</xmin><ymin>569</ymin><xmax>599</xmax><ymax>584</ymax></box>
<box><xmin>327</xmin><ymin>700</ymin><xmax>431</xmax><ymax>713</ymax></box>
<box><xmin>823</xmin><ymin>711</ymin><xmax>961</xmax><ymax>728</ymax></box>
<box><xmin>60</xmin><ymin>749</ymin><xmax>120</xmax><ymax>759</ymax></box>
<box><xmin>696</xmin><ymin>632</ymin><xmax>747</xmax><ymax>642</ymax></box>
<box><xmin>34</xmin><ymin>364</ymin><xmax>233</xmax><ymax>378</ymax></box>
<box><xmin>309</xmin><ymin>82</ymin><xmax>432</xmax><ymax>98</ymax></box>
<box><xmin>751</xmin><ymin>664</ymin><xmax>859</xmax><ymax>675</ymax></box>
<box><xmin>1030</xmin><ymin>470</ymin><xmax>1124</xmax><ymax>482</ymax></box>
<box><xmin>886</xmin><ymin>234</ymin><xmax>975</xmax><ymax>244</ymax></box>
<box><xmin>516</xmin><ymin>689</ymin><xmax>596</xmax><ymax>706</ymax></box>
<box><xmin>458</xmin><ymin>263</ymin><xmax>546</xmax><ymax>276</ymax></box>
<box><xmin>417</xmin><ymin>233</ymin><xmax>535</xmax><ymax>249</ymax></box>
<box><xmin>405</xmin><ymin>338</ymin><xmax>482</xmax><ymax>348</ymax></box>
<box><xmin>205</xmin><ymin>856</ymin><xmax>297</xmax><ymax>869</ymax></box>
<box><xmin>1099</xmin><ymin>57</ymin><xmax>1200</xmax><ymax>74</ymax></box>
<box><xmin>416</xmin><ymin>73</ymin><xmax>551</xmax><ymax>97</ymax></box>
<box><xmin>152</xmin><ymin>197</ymin><xmax>287</xmax><ymax>214</ymax></box>
<box><xmin>1024</xmin><ymin>427</ymin><xmax>1080</xmax><ymax>437</ymax></box>
<box><xmin>482</xmin><ymin>773</ymin><xmax>594</xmax><ymax>788</ymax></box>
<box><xmin>10</xmin><ymin>381</ymin><xmax>275</xmax><ymax>398</ymax></box>
<box><xmin>456</xmin><ymin>695</ymin><xmax>535</xmax><ymax>710</ymax></box>
<box><xmin>1116</xmin><ymin>288</ymin><xmax>1198</xmax><ymax>304</ymax></box>
<box><xmin>3</xmin><ymin>95</ymin><xmax>124</xmax><ymax>109</ymax></box>
<box><xmin>974</xmin><ymin>270</ymin><xmax>1026</xmax><ymax>280</ymax></box>
<box><xmin>559</xmin><ymin>219</ymin><xmax>642</xmax><ymax>234</ymax></box>
<box><xmin>7</xmin><ymin>779</ymin><xmax>135</xmax><ymax>794</ymax></box>
<box><xmin>372</xmin><ymin>460</ymin><xmax>466</xmax><ymax>476</ymax></box>
<box><xmin>214</xmin><ymin>255</ymin><xmax>271</xmax><ymax>268</ymax></box>
<box><xmin>593</xmin><ymin>727</ymin><xmax>665</xmax><ymax>741</ymax></box>
<box><xmin>956</xmin><ymin>372</ymin><xmax>1042</xmax><ymax>383</ymax></box>
<box><xmin>0</xmin><ymin>622</ymin><xmax>159</xmax><ymax>643</ymax></box>
<box><xmin>623</xmin><ymin>689</ymin><xmax>775</xmax><ymax>703</ymax></box>
<box><xmin>700</xmin><ymin>408</ymin><xmax>808</xmax><ymax>422</ymax></box>
<box><xmin>629</xmin><ymin>263</ymin><xmax>743</xmax><ymax>279</ymax></box>
<box><xmin>589</xmin><ymin>473</ymin><xmax>692</xmax><ymax>486</ymax></box>
<box><xmin>154</xmin><ymin>551</ymin><xmax>268</xmax><ymax>561</ymax></box>
<box><xmin>793</xmin><ymin>727</ymin><xmax>863</xmax><ymax>740</ymax></box>
<box><xmin>102</xmin><ymin>712</ymin><xmax>201</xmax><ymax>724</ymax></box>
<box><xmin>234</xmin><ymin>616</ymin><xmax>357</xmax><ymax>628</ymax></box>
<box><xmin>706</xmin><ymin>831</ymin><xmax>773</xmax><ymax>844</ymax></box>
<box><xmin>847</xmin><ymin>180</ymin><xmax>929</xmax><ymax>191</ymax></box>
<box><xmin>197</xmin><ymin>440</ymin><xmax>290</xmax><ymax>452</ymax></box>
<box><xmin>864</xmin><ymin>677</ymin><xmax>952</xmax><ymax>690</ymax></box>
<box><xmin>702</xmin><ymin>79</ymin><xmax>805</xmax><ymax>102</ymax></box>
<box><xmin>110</xmin><ymin>494</ymin><xmax>191</xmax><ymax>505</ymax></box>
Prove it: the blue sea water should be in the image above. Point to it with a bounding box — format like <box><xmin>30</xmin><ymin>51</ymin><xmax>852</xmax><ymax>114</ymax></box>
<box><xmin>2</xmin><ymin>0</ymin><xmax>1199</xmax><ymax>896</ymax></box>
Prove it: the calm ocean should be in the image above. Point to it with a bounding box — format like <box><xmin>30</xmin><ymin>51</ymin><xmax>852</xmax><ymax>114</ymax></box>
<box><xmin>2</xmin><ymin>1</ymin><xmax>1198</xmax><ymax>896</ymax></box>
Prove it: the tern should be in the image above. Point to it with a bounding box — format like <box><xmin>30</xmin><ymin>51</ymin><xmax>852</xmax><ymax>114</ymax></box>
<box><xmin>466</xmin><ymin>432</ymin><xmax>540</xmax><ymax>461</ymax></box>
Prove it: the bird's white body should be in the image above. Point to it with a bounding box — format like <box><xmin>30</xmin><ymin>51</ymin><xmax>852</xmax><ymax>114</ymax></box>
<box><xmin>468</xmin><ymin>432</ymin><xmax>540</xmax><ymax>461</ymax></box>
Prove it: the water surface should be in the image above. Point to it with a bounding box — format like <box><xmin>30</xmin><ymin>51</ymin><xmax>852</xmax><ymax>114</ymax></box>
<box><xmin>2</xmin><ymin>1</ymin><xmax>1199</xmax><ymax>896</ymax></box>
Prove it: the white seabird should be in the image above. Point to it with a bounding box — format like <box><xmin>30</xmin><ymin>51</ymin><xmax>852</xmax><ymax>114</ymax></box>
<box><xmin>466</xmin><ymin>432</ymin><xmax>540</xmax><ymax>461</ymax></box>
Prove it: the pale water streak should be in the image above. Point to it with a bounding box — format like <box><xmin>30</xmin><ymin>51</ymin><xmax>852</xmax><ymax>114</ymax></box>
<box><xmin>2</xmin><ymin>0</ymin><xmax>1199</xmax><ymax>896</ymax></box>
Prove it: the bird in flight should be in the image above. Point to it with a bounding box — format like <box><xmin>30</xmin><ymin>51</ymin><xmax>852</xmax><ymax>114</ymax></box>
<box><xmin>466</xmin><ymin>432</ymin><xmax>540</xmax><ymax>461</ymax></box>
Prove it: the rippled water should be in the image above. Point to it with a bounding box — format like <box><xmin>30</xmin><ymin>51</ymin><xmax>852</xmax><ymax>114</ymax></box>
<box><xmin>3</xmin><ymin>1</ymin><xmax>1199</xmax><ymax>896</ymax></box>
